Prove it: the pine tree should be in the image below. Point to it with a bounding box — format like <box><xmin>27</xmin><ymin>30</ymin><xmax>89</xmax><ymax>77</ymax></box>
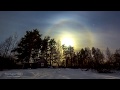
<box><xmin>11</xmin><ymin>29</ymin><xmax>42</xmax><ymax>67</ymax></box>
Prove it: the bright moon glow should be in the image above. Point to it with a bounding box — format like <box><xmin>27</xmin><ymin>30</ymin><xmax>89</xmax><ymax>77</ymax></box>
<box><xmin>61</xmin><ymin>37</ymin><xmax>74</xmax><ymax>47</ymax></box>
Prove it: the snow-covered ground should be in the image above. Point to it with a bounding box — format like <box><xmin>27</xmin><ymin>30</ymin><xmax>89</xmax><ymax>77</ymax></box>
<box><xmin>0</xmin><ymin>68</ymin><xmax>120</xmax><ymax>79</ymax></box>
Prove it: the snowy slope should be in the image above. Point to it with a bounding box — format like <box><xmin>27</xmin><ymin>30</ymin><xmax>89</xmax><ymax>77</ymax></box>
<box><xmin>0</xmin><ymin>68</ymin><xmax>120</xmax><ymax>79</ymax></box>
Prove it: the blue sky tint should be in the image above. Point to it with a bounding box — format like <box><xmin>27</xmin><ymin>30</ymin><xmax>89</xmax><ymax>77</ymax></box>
<box><xmin>0</xmin><ymin>11</ymin><xmax>120</xmax><ymax>52</ymax></box>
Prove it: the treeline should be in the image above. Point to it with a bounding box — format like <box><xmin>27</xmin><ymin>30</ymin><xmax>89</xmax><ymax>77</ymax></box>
<box><xmin>0</xmin><ymin>29</ymin><xmax>120</xmax><ymax>73</ymax></box>
<box><xmin>0</xmin><ymin>29</ymin><xmax>62</xmax><ymax>70</ymax></box>
<box><xmin>61</xmin><ymin>46</ymin><xmax>120</xmax><ymax>73</ymax></box>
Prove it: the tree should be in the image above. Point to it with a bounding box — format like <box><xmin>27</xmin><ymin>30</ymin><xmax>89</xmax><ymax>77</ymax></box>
<box><xmin>72</xmin><ymin>52</ymin><xmax>78</xmax><ymax>68</ymax></box>
<box><xmin>67</xmin><ymin>46</ymin><xmax>74</xmax><ymax>67</ymax></box>
<box><xmin>79</xmin><ymin>48</ymin><xmax>85</xmax><ymax>68</ymax></box>
<box><xmin>62</xmin><ymin>45</ymin><xmax>74</xmax><ymax>68</ymax></box>
<box><xmin>106</xmin><ymin>47</ymin><xmax>112</xmax><ymax>61</ymax></box>
<box><xmin>0</xmin><ymin>36</ymin><xmax>13</xmax><ymax>57</ymax></box>
<box><xmin>10</xmin><ymin>33</ymin><xmax>18</xmax><ymax>57</ymax></box>
<box><xmin>92</xmin><ymin>47</ymin><xmax>104</xmax><ymax>70</ymax></box>
<box><xmin>76</xmin><ymin>51</ymin><xmax>81</xmax><ymax>68</ymax></box>
<box><xmin>49</xmin><ymin>38</ymin><xmax>56</xmax><ymax>66</ymax></box>
<box><xmin>52</xmin><ymin>40</ymin><xmax>63</xmax><ymax>67</ymax></box>
<box><xmin>0</xmin><ymin>34</ymin><xmax>18</xmax><ymax>70</ymax></box>
<box><xmin>12</xmin><ymin>29</ymin><xmax>42</xmax><ymax>66</ymax></box>
<box><xmin>62</xmin><ymin>44</ymin><xmax>68</xmax><ymax>67</ymax></box>
<box><xmin>105</xmin><ymin>47</ymin><xmax>115</xmax><ymax>70</ymax></box>
<box><xmin>114</xmin><ymin>49</ymin><xmax>120</xmax><ymax>70</ymax></box>
<box><xmin>40</xmin><ymin>36</ymin><xmax>50</xmax><ymax>66</ymax></box>
<box><xmin>84</xmin><ymin>47</ymin><xmax>92</xmax><ymax>70</ymax></box>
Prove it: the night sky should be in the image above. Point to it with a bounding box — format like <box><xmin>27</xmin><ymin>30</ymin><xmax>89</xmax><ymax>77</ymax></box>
<box><xmin>0</xmin><ymin>11</ymin><xmax>120</xmax><ymax>52</ymax></box>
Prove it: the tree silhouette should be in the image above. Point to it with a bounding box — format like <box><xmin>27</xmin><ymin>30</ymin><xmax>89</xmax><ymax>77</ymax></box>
<box><xmin>49</xmin><ymin>38</ymin><xmax>56</xmax><ymax>66</ymax></box>
<box><xmin>84</xmin><ymin>47</ymin><xmax>92</xmax><ymax>70</ymax></box>
<box><xmin>68</xmin><ymin>46</ymin><xmax>74</xmax><ymax>67</ymax></box>
<box><xmin>55</xmin><ymin>40</ymin><xmax>63</xmax><ymax>67</ymax></box>
<box><xmin>0</xmin><ymin>36</ymin><xmax>14</xmax><ymax>57</ymax></box>
<box><xmin>41</xmin><ymin>36</ymin><xmax>50</xmax><ymax>63</ymax></box>
<box><xmin>62</xmin><ymin>44</ymin><xmax>68</xmax><ymax>67</ymax></box>
<box><xmin>92</xmin><ymin>47</ymin><xmax>105</xmax><ymax>72</ymax></box>
<box><xmin>62</xmin><ymin>45</ymin><xmax>74</xmax><ymax>68</ymax></box>
<box><xmin>11</xmin><ymin>29</ymin><xmax>42</xmax><ymax>68</ymax></box>
<box><xmin>2</xmin><ymin>28</ymin><xmax>120</xmax><ymax>72</ymax></box>
<box><xmin>79</xmin><ymin>48</ymin><xmax>85</xmax><ymax>69</ymax></box>
<box><xmin>114</xmin><ymin>49</ymin><xmax>120</xmax><ymax>70</ymax></box>
<box><xmin>76</xmin><ymin>51</ymin><xmax>81</xmax><ymax>68</ymax></box>
<box><xmin>0</xmin><ymin>34</ymin><xmax>18</xmax><ymax>70</ymax></box>
<box><xmin>105</xmin><ymin>47</ymin><xmax>115</xmax><ymax>70</ymax></box>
